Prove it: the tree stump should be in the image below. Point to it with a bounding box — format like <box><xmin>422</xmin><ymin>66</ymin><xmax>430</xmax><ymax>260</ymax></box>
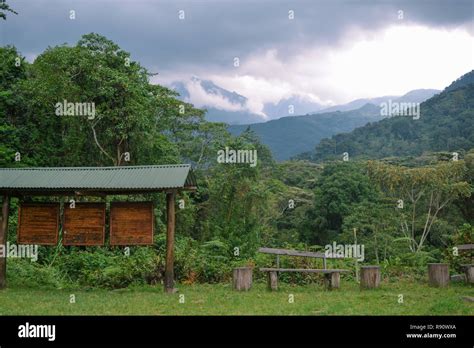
<box><xmin>428</xmin><ymin>263</ymin><xmax>449</xmax><ymax>287</ymax></box>
<box><xmin>360</xmin><ymin>266</ymin><xmax>381</xmax><ymax>289</ymax></box>
<box><xmin>324</xmin><ymin>272</ymin><xmax>340</xmax><ymax>290</ymax></box>
<box><xmin>267</xmin><ymin>271</ymin><xmax>278</xmax><ymax>291</ymax></box>
<box><xmin>464</xmin><ymin>265</ymin><xmax>474</xmax><ymax>284</ymax></box>
<box><xmin>233</xmin><ymin>267</ymin><xmax>253</xmax><ymax>291</ymax></box>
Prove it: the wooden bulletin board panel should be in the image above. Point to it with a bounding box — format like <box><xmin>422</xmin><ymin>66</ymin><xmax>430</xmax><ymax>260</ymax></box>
<box><xmin>110</xmin><ymin>202</ymin><xmax>154</xmax><ymax>245</ymax></box>
<box><xmin>63</xmin><ymin>203</ymin><xmax>106</xmax><ymax>246</ymax></box>
<box><xmin>18</xmin><ymin>203</ymin><xmax>60</xmax><ymax>245</ymax></box>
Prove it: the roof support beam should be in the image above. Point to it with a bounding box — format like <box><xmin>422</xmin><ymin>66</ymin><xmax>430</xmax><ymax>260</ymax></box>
<box><xmin>164</xmin><ymin>190</ymin><xmax>177</xmax><ymax>293</ymax></box>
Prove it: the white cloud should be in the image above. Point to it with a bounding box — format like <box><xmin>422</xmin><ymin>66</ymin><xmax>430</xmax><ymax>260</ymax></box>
<box><xmin>157</xmin><ymin>24</ymin><xmax>473</xmax><ymax>118</ymax></box>
<box><xmin>183</xmin><ymin>79</ymin><xmax>245</xmax><ymax>112</ymax></box>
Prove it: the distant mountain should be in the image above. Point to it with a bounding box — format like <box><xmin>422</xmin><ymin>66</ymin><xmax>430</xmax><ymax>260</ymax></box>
<box><xmin>170</xmin><ymin>77</ymin><xmax>440</xmax><ymax>127</ymax></box>
<box><xmin>171</xmin><ymin>77</ymin><xmax>247</xmax><ymax>106</ymax></box>
<box><xmin>204</xmin><ymin>108</ymin><xmax>265</xmax><ymax>124</ymax></box>
<box><xmin>315</xmin><ymin>89</ymin><xmax>439</xmax><ymax>114</ymax></box>
<box><xmin>170</xmin><ymin>81</ymin><xmax>191</xmax><ymax>99</ymax></box>
<box><xmin>170</xmin><ymin>77</ymin><xmax>265</xmax><ymax>124</ymax></box>
<box><xmin>298</xmin><ymin>72</ymin><xmax>474</xmax><ymax>162</ymax></box>
<box><xmin>444</xmin><ymin>70</ymin><xmax>474</xmax><ymax>93</ymax></box>
<box><xmin>229</xmin><ymin>103</ymin><xmax>383</xmax><ymax>161</ymax></box>
<box><xmin>169</xmin><ymin>77</ymin><xmax>325</xmax><ymax>124</ymax></box>
<box><xmin>263</xmin><ymin>95</ymin><xmax>325</xmax><ymax>118</ymax></box>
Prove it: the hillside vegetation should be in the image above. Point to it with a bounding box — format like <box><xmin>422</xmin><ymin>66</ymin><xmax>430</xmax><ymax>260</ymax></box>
<box><xmin>229</xmin><ymin>104</ymin><xmax>383</xmax><ymax>161</ymax></box>
<box><xmin>298</xmin><ymin>79</ymin><xmax>474</xmax><ymax>162</ymax></box>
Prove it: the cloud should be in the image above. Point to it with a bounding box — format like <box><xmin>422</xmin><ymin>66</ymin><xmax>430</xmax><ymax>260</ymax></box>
<box><xmin>3</xmin><ymin>0</ymin><xmax>473</xmax><ymax>115</ymax></box>
<box><xmin>4</xmin><ymin>0</ymin><xmax>472</xmax><ymax>70</ymax></box>
<box><xmin>183</xmin><ymin>78</ymin><xmax>253</xmax><ymax>113</ymax></box>
<box><xmin>189</xmin><ymin>24</ymin><xmax>473</xmax><ymax>111</ymax></box>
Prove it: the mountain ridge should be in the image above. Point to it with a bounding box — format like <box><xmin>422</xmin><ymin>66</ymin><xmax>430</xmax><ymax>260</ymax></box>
<box><xmin>228</xmin><ymin>103</ymin><xmax>383</xmax><ymax>161</ymax></box>
<box><xmin>170</xmin><ymin>76</ymin><xmax>438</xmax><ymax>125</ymax></box>
<box><xmin>297</xmin><ymin>70</ymin><xmax>474</xmax><ymax>162</ymax></box>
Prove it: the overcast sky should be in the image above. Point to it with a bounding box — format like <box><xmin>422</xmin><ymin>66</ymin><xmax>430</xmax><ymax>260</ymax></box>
<box><xmin>2</xmin><ymin>0</ymin><xmax>473</xmax><ymax>117</ymax></box>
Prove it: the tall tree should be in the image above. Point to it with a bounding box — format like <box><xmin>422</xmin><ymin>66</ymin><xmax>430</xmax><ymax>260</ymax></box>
<box><xmin>0</xmin><ymin>0</ymin><xmax>17</xmax><ymax>20</ymax></box>
<box><xmin>11</xmin><ymin>33</ymin><xmax>207</xmax><ymax>166</ymax></box>
<box><xmin>368</xmin><ymin>160</ymin><xmax>471</xmax><ymax>252</ymax></box>
<box><xmin>304</xmin><ymin>161</ymin><xmax>378</xmax><ymax>245</ymax></box>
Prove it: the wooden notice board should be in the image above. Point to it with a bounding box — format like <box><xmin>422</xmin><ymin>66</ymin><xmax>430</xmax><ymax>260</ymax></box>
<box><xmin>18</xmin><ymin>203</ymin><xmax>60</xmax><ymax>245</ymax></box>
<box><xmin>110</xmin><ymin>202</ymin><xmax>154</xmax><ymax>245</ymax></box>
<box><xmin>63</xmin><ymin>203</ymin><xmax>106</xmax><ymax>246</ymax></box>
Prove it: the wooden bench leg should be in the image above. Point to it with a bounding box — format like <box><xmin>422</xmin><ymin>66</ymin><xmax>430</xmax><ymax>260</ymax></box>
<box><xmin>268</xmin><ymin>271</ymin><xmax>278</xmax><ymax>291</ymax></box>
<box><xmin>325</xmin><ymin>273</ymin><xmax>340</xmax><ymax>290</ymax></box>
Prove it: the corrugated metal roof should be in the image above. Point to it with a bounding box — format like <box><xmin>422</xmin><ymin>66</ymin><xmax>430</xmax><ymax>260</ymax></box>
<box><xmin>0</xmin><ymin>165</ymin><xmax>197</xmax><ymax>192</ymax></box>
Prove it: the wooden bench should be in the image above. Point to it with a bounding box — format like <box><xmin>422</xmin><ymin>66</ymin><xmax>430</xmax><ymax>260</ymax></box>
<box><xmin>258</xmin><ymin>247</ymin><xmax>350</xmax><ymax>290</ymax></box>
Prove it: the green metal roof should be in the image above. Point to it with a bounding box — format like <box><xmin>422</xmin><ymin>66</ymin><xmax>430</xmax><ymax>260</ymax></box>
<box><xmin>0</xmin><ymin>165</ymin><xmax>197</xmax><ymax>194</ymax></box>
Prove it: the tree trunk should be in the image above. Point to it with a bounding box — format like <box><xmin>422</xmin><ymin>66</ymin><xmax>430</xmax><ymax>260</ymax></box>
<box><xmin>233</xmin><ymin>267</ymin><xmax>253</xmax><ymax>291</ymax></box>
<box><xmin>428</xmin><ymin>263</ymin><xmax>449</xmax><ymax>287</ymax></box>
<box><xmin>360</xmin><ymin>266</ymin><xmax>381</xmax><ymax>289</ymax></box>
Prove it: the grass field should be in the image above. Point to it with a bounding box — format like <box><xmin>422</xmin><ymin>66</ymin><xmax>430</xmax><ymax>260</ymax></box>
<box><xmin>0</xmin><ymin>280</ymin><xmax>473</xmax><ymax>315</ymax></box>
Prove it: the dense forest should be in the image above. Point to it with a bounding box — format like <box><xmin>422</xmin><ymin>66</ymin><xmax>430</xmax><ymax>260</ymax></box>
<box><xmin>1</xmin><ymin>34</ymin><xmax>473</xmax><ymax>289</ymax></box>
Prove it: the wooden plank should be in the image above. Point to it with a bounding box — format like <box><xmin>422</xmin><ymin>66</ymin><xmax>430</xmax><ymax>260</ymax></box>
<box><xmin>18</xmin><ymin>203</ymin><xmax>59</xmax><ymax>245</ymax></box>
<box><xmin>456</xmin><ymin>244</ymin><xmax>474</xmax><ymax>250</ymax></box>
<box><xmin>110</xmin><ymin>202</ymin><xmax>154</xmax><ymax>246</ymax></box>
<box><xmin>258</xmin><ymin>247</ymin><xmax>344</xmax><ymax>259</ymax></box>
<box><xmin>0</xmin><ymin>195</ymin><xmax>10</xmax><ymax>289</ymax></box>
<box><xmin>63</xmin><ymin>203</ymin><xmax>106</xmax><ymax>246</ymax></box>
<box><xmin>259</xmin><ymin>268</ymin><xmax>349</xmax><ymax>273</ymax></box>
<box><xmin>164</xmin><ymin>192</ymin><xmax>176</xmax><ymax>293</ymax></box>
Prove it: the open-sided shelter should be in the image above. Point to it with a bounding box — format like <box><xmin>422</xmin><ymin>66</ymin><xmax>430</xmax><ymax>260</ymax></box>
<box><xmin>0</xmin><ymin>164</ymin><xmax>197</xmax><ymax>292</ymax></box>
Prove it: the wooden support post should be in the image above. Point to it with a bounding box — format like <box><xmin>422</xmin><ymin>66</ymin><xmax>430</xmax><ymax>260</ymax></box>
<box><xmin>164</xmin><ymin>191</ymin><xmax>176</xmax><ymax>293</ymax></box>
<box><xmin>233</xmin><ymin>267</ymin><xmax>253</xmax><ymax>291</ymax></box>
<box><xmin>428</xmin><ymin>263</ymin><xmax>449</xmax><ymax>287</ymax></box>
<box><xmin>360</xmin><ymin>266</ymin><xmax>381</xmax><ymax>289</ymax></box>
<box><xmin>267</xmin><ymin>271</ymin><xmax>278</xmax><ymax>291</ymax></box>
<box><xmin>325</xmin><ymin>272</ymin><xmax>340</xmax><ymax>290</ymax></box>
<box><xmin>0</xmin><ymin>195</ymin><xmax>10</xmax><ymax>290</ymax></box>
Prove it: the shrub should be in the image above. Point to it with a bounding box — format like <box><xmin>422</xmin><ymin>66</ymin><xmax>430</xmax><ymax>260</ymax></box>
<box><xmin>7</xmin><ymin>259</ymin><xmax>67</xmax><ymax>289</ymax></box>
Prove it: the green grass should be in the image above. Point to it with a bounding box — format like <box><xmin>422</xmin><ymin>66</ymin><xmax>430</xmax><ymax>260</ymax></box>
<box><xmin>0</xmin><ymin>280</ymin><xmax>473</xmax><ymax>315</ymax></box>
